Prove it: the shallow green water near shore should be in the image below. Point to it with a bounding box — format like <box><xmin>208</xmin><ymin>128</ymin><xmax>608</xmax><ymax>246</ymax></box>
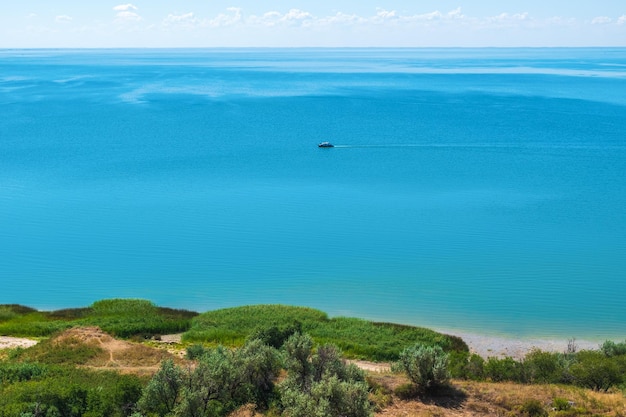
<box><xmin>1</xmin><ymin>48</ymin><xmax>625</xmax><ymax>339</ymax></box>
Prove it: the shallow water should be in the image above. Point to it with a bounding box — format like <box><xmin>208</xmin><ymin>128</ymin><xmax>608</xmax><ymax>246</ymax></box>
<box><xmin>1</xmin><ymin>48</ymin><xmax>625</xmax><ymax>339</ymax></box>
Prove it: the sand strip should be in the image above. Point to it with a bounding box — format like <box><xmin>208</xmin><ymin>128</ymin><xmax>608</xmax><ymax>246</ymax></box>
<box><xmin>441</xmin><ymin>330</ymin><xmax>601</xmax><ymax>360</ymax></box>
<box><xmin>0</xmin><ymin>336</ymin><xmax>38</xmax><ymax>349</ymax></box>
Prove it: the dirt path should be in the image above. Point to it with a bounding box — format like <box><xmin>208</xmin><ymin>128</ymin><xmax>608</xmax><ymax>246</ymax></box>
<box><xmin>349</xmin><ymin>360</ymin><xmax>391</xmax><ymax>373</ymax></box>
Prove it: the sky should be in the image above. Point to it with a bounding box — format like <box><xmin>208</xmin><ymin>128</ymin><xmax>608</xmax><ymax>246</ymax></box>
<box><xmin>1</xmin><ymin>1</ymin><xmax>625</xmax><ymax>48</ymax></box>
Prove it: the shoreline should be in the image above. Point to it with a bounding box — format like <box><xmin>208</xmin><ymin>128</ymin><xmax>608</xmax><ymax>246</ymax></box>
<box><xmin>0</xmin><ymin>331</ymin><xmax>602</xmax><ymax>362</ymax></box>
<box><xmin>439</xmin><ymin>329</ymin><xmax>602</xmax><ymax>360</ymax></box>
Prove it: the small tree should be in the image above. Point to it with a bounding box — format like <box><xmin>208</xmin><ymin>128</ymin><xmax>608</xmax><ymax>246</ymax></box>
<box><xmin>392</xmin><ymin>343</ymin><xmax>449</xmax><ymax>391</ymax></box>
<box><xmin>570</xmin><ymin>350</ymin><xmax>622</xmax><ymax>392</ymax></box>
<box><xmin>137</xmin><ymin>359</ymin><xmax>184</xmax><ymax>417</ymax></box>
<box><xmin>280</xmin><ymin>333</ymin><xmax>372</xmax><ymax>417</ymax></box>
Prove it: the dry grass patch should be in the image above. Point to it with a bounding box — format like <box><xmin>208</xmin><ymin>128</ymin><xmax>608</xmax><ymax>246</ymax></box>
<box><xmin>456</xmin><ymin>380</ymin><xmax>626</xmax><ymax>417</ymax></box>
<box><xmin>365</xmin><ymin>371</ymin><xmax>625</xmax><ymax>417</ymax></box>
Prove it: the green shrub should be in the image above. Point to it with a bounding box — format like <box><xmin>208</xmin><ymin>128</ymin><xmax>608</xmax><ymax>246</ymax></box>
<box><xmin>524</xmin><ymin>349</ymin><xmax>572</xmax><ymax>384</ymax></box>
<box><xmin>0</xmin><ymin>362</ymin><xmax>49</xmax><ymax>383</ymax></box>
<box><xmin>280</xmin><ymin>333</ymin><xmax>372</xmax><ymax>417</ymax></box>
<box><xmin>448</xmin><ymin>351</ymin><xmax>485</xmax><ymax>380</ymax></box>
<box><xmin>186</xmin><ymin>343</ymin><xmax>208</xmax><ymax>360</ymax></box>
<box><xmin>248</xmin><ymin>322</ymin><xmax>302</xmax><ymax>348</ymax></box>
<box><xmin>570</xmin><ymin>350</ymin><xmax>622</xmax><ymax>392</ymax></box>
<box><xmin>484</xmin><ymin>357</ymin><xmax>528</xmax><ymax>383</ymax></box>
<box><xmin>552</xmin><ymin>397</ymin><xmax>572</xmax><ymax>411</ymax></box>
<box><xmin>520</xmin><ymin>399</ymin><xmax>547</xmax><ymax>417</ymax></box>
<box><xmin>600</xmin><ymin>340</ymin><xmax>626</xmax><ymax>357</ymax></box>
<box><xmin>139</xmin><ymin>340</ymin><xmax>283</xmax><ymax>417</ymax></box>
<box><xmin>0</xmin><ymin>367</ymin><xmax>143</xmax><ymax>417</ymax></box>
<box><xmin>392</xmin><ymin>343</ymin><xmax>449</xmax><ymax>391</ymax></box>
<box><xmin>137</xmin><ymin>359</ymin><xmax>184</xmax><ymax>417</ymax></box>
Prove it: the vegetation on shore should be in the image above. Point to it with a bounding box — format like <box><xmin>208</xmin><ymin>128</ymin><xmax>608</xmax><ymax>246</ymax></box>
<box><xmin>183</xmin><ymin>304</ymin><xmax>467</xmax><ymax>361</ymax></box>
<box><xmin>1</xmin><ymin>298</ymin><xmax>626</xmax><ymax>416</ymax></box>
<box><xmin>0</xmin><ymin>300</ymin><xmax>197</xmax><ymax>339</ymax></box>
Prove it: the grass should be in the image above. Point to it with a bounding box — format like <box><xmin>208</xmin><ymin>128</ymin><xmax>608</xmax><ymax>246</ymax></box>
<box><xmin>0</xmin><ymin>299</ymin><xmax>198</xmax><ymax>339</ymax></box>
<box><xmin>12</xmin><ymin>334</ymin><xmax>107</xmax><ymax>365</ymax></box>
<box><xmin>366</xmin><ymin>371</ymin><xmax>626</xmax><ymax>417</ymax></box>
<box><xmin>1</xmin><ymin>302</ymin><xmax>463</xmax><ymax>361</ymax></box>
<box><xmin>183</xmin><ymin>304</ymin><xmax>468</xmax><ymax>361</ymax></box>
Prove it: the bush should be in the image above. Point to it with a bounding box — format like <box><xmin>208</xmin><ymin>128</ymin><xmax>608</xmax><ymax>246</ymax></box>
<box><xmin>570</xmin><ymin>350</ymin><xmax>622</xmax><ymax>391</ymax></box>
<box><xmin>248</xmin><ymin>322</ymin><xmax>302</xmax><ymax>349</ymax></box>
<box><xmin>280</xmin><ymin>333</ymin><xmax>372</xmax><ymax>417</ymax></box>
<box><xmin>0</xmin><ymin>367</ymin><xmax>143</xmax><ymax>417</ymax></box>
<box><xmin>600</xmin><ymin>340</ymin><xmax>626</xmax><ymax>357</ymax></box>
<box><xmin>186</xmin><ymin>343</ymin><xmax>208</xmax><ymax>360</ymax></box>
<box><xmin>524</xmin><ymin>349</ymin><xmax>572</xmax><ymax>384</ymax></box>
<box><xmin>139</xmin><ymin>340</ymin><xmax>283</xmax><ymax>417</ymax></box>
<box><xmin>484</xmin><ymin>357</ymin><xmax>528</xmax><ymax>383</ymax></box>
<box><xmin>448</xmin><ymin>351</ymin><xmax>485</xmax><ymax>380</ymax></box>
<box><xmin>520</xmin><ymin>399</ymin><xmax>547</xmax><ymax>417</ymax></box>
<box><xmin>552</xmin><ymin>397</ymin><xmax>572</xmax><ymax>411</ymax></box>
<box><xmin>0</xmin><ymin>362</ymin><xmax>49</xmax><ymax>383</ymax></box>
<box><xmin>392</xmin><ymin>343</ymin><xmax>449</xmax><ymax>391</ymax></box>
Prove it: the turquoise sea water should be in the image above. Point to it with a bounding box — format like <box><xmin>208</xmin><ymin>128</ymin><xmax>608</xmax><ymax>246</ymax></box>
<box><xmin>1</xmin><ymin>48</ymin><xmax>625</xmax><ymax>340</ymax></box>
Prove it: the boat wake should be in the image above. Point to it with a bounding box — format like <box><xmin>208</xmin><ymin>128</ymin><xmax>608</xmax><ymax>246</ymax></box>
<box><xmin>328</xmin><ymin>143</ymin><xmax>626</xmax><ymax>150</ymax></box>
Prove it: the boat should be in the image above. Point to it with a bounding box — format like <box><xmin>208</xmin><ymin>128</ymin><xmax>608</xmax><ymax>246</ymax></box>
<box><xmin>318</xmin><ymin>141</ymin><xmax>334</xmax><ymax>148</ymax></box>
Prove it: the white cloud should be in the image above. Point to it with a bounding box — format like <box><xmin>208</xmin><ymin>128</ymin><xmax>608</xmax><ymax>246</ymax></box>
<box><xmin>413</xmin><ymin>11</ymin><xmax>443</xmax><ymax>21</ymax></box>
<box><xmin>113</xmin><ymin>4</ymin><xmax>138</xmax><ymax>12</ymax></box>
<box><xmin>318</xmin><ymin>12</ymin><xmax>365</xmax><ymax>26</ymax></box>
<box><xmin>376</xmin><ymin>9</ymin><xmax>398</xmax><ymax>20</ymax></box>
<box><xmin>13</xmin><ymin>6</ymin><xmax>623</xmax><ymax>48</ymax></box>
<box><xmin>592</xmin><ymin>16</ymin><xmax>612</xmax><ymax>25</ymax></box>
<box><xmin>206</xmin><ymin>7</ymin><xmax>242</xmax><ymax>27</ymax></box>
<box><xmin>252</xmin><ymin>9</ymin><xmax>314</xmax><ymax>27</ymax></box>
<box><xmin>55</xmin><ymin>15</ymin><xmax>73</xmax><ymax>23</ymax></box>
<box><xmin>116</xmin><ymin>11</ymin><xmax>142</xmax><ymax>21</ymax></box>
<box><xmin>163</xmin><ymin>12</ymin><xmax>198</xmax><ymax>28</ymax></box>
<box><xmin>113</xmin><ymin>3</ymin><xmax>141</xmax><ymax>22</ymax></box>
<box><xmin>447</xmin><ymin>7</ymin><xmax>464</xmax><ymax>19</ymax></box>
<box><xmin>489</xmin><ymin>12</ymin><xmax>530</xmax><ymax>23</ymax></box>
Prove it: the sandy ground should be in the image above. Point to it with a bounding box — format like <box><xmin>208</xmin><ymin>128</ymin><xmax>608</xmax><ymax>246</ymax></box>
<box><xmin>0</xmin><ymin>336</ymin><xmax>38</xmax><ymax>349</ymax></box>
<box><xmin>440</xmin><ymin>330</ymin><xmax>601</xmax><ymax>360</ymax></box>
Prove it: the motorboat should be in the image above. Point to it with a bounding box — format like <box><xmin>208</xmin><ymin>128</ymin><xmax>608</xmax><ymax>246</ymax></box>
<box><xmin>318</xmin><ymin>141</ymin><xmax>334</xmax><ymax>148</ymax></box>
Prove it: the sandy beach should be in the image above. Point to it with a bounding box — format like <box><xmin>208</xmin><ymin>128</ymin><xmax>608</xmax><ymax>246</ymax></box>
<box><xmin>441</xmin><ymin>330</ymin><xmax>601</xmax><ymax>360</ymax></box>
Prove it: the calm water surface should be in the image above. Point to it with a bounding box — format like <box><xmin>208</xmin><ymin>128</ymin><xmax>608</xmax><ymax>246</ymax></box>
<box><xmin>1</xmin><ymin>48</ymin><xmax>625</xmax><ymax>339</ymax></box>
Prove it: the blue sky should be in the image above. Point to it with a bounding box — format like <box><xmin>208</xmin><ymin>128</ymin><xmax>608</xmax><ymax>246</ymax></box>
<box><xmin>2</xmin><ymin>1</ymin><xmax>625</xmax><ymax>47</ymax></box>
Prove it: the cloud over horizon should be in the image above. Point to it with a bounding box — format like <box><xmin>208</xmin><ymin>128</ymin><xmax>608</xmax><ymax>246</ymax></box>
<box><xmin>3</xmin><ymin>5</ymin><xmax>626</xmax><ymax>47</ymax></box>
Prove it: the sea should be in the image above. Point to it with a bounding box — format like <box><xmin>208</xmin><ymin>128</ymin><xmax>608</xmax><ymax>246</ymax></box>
<box><xmin>1</xmin><ymin>48</ymin><xmax>625</xmax><ymax>340</ymax></box>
